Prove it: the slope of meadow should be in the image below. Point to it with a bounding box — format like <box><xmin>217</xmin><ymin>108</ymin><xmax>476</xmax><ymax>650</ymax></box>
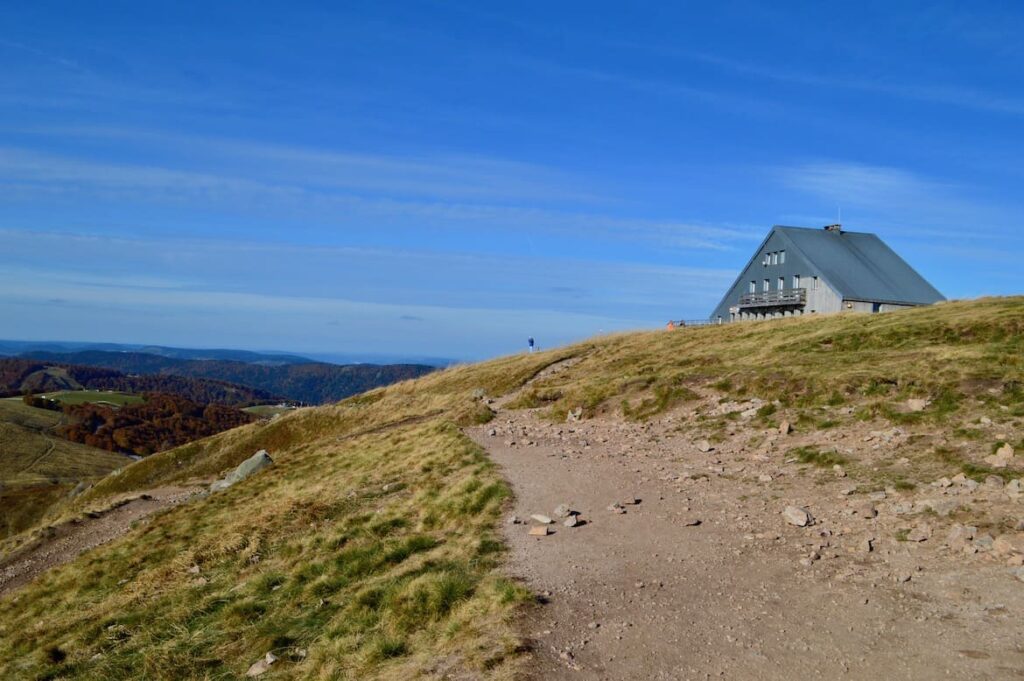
<box><xmin>0</xmin><ymin>297</ymin><xmax>1022</xmax><ymax>679</ymax></box>
<box><xmin>0</xmin><ymin>398</ymin><xmax>130</xmax><ymax>538</ymax></box>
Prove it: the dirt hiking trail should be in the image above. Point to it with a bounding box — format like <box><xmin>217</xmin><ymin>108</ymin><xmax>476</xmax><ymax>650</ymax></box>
<box><xmin>0</xmin><ymin>486</ymin><xmax>201</xmax><ymax>597</ymax></box>
<box><xmin>467</xmin><ymin>363</ymin><xmax>1024</xmax><ymax>680</ymax></box>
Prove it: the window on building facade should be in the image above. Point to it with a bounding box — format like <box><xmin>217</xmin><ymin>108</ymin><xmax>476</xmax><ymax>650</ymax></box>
<box><xmin>771</xmin><ymin>252</ymin><xmax>778</xmax><ymax>265</ymax></box>
<box><xmin>778</xmin><ymin>276</ymin><xmax>784</xmax><ymax>290</ymax></box>
<box><xmin>763</xmin><ymin>278</ymin><xmax>769</xmax><ymax>292</ymax></box>
<box><xmin>793</xmin><ymin>274</ymin><xmax>800</xmax><ymax>289</ymax></box>
<box><xmin>812</xmin><ymin>276</ymin><xmax>819</xmax><ymax>289</ymax></box>
<box><xmin>749</xmin><ymin>281</ymin><xmax>756</xmax><ymax>293</ymax></box>
<box><xmin>779</xmin><ymin>250</ymin><xmax>786</xmax><ymax>264</ymax></box>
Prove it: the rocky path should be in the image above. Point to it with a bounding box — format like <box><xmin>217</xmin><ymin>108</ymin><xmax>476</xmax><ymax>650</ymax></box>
<box><xmin>0</xmin><ymin>486</ymin><xmax>201</xmax><ymax>596</ymax></box>
<box><xmin>467</xmin><ymin>393</ymin><xmax>1024</xmax><ymax>679</ymax></box>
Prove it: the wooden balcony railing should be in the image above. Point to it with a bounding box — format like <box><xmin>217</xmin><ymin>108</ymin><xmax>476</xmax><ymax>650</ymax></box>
<box><xmin>738</xmin><ymin>288</ymin><xmax>807</xmax><ymax>308</ymax></box>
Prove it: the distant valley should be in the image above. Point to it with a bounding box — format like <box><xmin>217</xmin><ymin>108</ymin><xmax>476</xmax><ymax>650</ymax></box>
<box><xmin>0</xmin><ymin>344</ymin><xmax>438</xmax><ymax>540</ymax></box>
<box><xmin>17</xmin><ymin>350</ymin><xmax>436</xmax><ymax>405</ymax></box>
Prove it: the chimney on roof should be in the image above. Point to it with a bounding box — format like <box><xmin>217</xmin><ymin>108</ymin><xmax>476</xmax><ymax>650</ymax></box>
<box><xmin>824</xmin><ymin>224</ymin><xmax>842</xmax><ymax>233</ymax></box>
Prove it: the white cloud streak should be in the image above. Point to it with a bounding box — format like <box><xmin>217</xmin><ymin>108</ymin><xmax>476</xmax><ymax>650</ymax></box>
<box><xmin>0</xmin><ymin>144</ymin><xmax>757</xmax><ymax>251</ymax></box>
<box><xmin>776</xmin><ymin>161</ymin><xmax>1024</xmax><ymax>240</ymax></box>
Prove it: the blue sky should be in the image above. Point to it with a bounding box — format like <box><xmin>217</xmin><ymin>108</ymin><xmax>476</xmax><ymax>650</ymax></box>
<box><xmin>2</xmin><ymin>1</ymin><xmax>1023</xmax><ymax>360</ymax></box>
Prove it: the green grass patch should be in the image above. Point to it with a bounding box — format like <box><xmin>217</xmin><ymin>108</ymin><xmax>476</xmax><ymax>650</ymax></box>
<box><xmin>622</xmin><ymin>381</ymin><xmax>698</xmax><ymax>421</ymax></box>
<box><xmin>933</xmin><ymin>446</ymin><xmax>1007</xmax><ymax>482</ymax></box>
<box><xmin>242</xmin><ymin>404</ymin><xmax>297</xmax><ymax>418</ymax></box>
<box><xmin>790</xmin><ymin>446</ymin><xmax>847</xmax><ymax>468</ymax></box>
<box><xmin>39</xmin><ymin>391</ymin><xmax>144</xmax><ymax>407</ymax></box>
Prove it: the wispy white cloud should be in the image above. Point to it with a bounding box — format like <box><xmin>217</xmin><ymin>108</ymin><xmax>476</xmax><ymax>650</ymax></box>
<box><xmin>5</xmin><ymin>126</ymin><xmax>604</xmax><ymax>203</ymax></box>
<box><xmin>0</xmin><ymin>145</ymin><xmax>757</xmax><ymax>251</ymax></box>
<box><xmin>645</xmin><ymin>48</ymin><xmax>1024</xmax><ymax>117</ymax></box>
<box><xmin>776</xmin><ymin>161</ymin><xmax>1024</xmax><ymax>240</ymax></box>
<box><xmin>509</xmin><ymin>57</ymin><xmax>787</xmax><ymax>116</ymax></box>
<box><xmin>0</xmin><ymin>39</ymin><xmax>87</xmax><ymax>74</ymax></box>
<box><xmin>0</xmin><ymin>229</ymin><xmax>736</xmax><ymax>314</ymax></box>
<box><xmin>0</xmin><ymin>262</ymin><xmax>673</xmax><ymax>358</ymax></box>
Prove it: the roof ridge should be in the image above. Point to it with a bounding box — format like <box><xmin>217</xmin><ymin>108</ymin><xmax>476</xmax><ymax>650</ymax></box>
<box><xmin>773</xmin><ymin>224</ymin><xmax>873</xmax><ymax>235</ymax></box>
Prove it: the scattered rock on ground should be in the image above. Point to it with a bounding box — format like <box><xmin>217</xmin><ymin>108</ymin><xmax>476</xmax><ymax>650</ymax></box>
<box><xmin>907</xmin><ymin>524</ymin><xmax>932</xmax><ymax>542</ymax></box>
<box><xmin>246</xmin><ymin>652</ymin><xmax>278</xmax><ymax>677</ymax></box>
<box><xmin>907</xmin><ymin>398</ymin><xmax>930</xmax><ymax>412</ymax></box>
<box><xmin>985</xmin><ymin>443</ymin><xmax>1015</xmax><ymax>469</ymax></box>
<box><xmin>211</xmin><ymin>450</ymin><xmax>274</xmax><ymax>492</ymax></box>
<box><xmin>783</xmin><ymin>505</ymin><xmax>814</xmax><ymax>527</ymax></box>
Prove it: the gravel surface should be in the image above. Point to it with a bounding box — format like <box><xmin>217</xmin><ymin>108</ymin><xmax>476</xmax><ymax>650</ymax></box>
<box><xmin>467</xmin><ymin>374</ymin><xmax>1024</xmax><ymax>679</ymax></box>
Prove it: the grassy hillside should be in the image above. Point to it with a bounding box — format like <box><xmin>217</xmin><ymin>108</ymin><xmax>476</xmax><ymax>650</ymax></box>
<box><xmin>0</xmin><ymin>346</ymin><xmax>568</xmax><ymax>680</ymax></box>
<box><xmin>0</xmin><ymin>398</ymin><xmax>129</xmax><ymax>538</ymax></box>
<box><xmin>0</xmin><ymin>297</ymin><xmax>1022</xmax><ymax>679</ymax></box>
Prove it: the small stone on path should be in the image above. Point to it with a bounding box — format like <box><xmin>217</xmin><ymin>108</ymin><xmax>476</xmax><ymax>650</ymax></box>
<box><xmin>783</xmin><ymin>505</ymin><xmax>814</xmax><ymax>527</ymax></box>
<box><xmin>906</xmin><ymin>398</ymin><xmax>929</xmax><ymax>412</ymax></box>
<box><xmin>907</xmin><ymin>524</ymin><xmax>932</xmax><ymax>542</ymax></box>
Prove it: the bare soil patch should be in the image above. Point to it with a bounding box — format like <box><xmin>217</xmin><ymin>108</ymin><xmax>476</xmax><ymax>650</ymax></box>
<box><xmin>468</xmin><ymin>391</ymin><xmax>1024</xmax><ymax>679</ymax></box>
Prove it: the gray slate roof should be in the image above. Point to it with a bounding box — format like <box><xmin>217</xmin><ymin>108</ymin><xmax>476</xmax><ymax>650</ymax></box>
<box><xmin>774</xmin><ymin>226</ymin><xmax>944</xmax><ymax>305</ymax></box>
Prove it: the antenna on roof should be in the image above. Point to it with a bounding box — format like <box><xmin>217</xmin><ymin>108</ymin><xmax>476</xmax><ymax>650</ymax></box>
<box><xmin>823</xmin><ymin>206</ymin><xmax>843</xmax><ymax>233</ymax></box>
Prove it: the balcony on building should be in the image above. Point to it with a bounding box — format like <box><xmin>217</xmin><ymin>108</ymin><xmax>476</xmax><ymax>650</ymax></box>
<box><xmin>738</xmin><ymin>288</ymin><xmax>807</xmax><ymax>309</ymax></box>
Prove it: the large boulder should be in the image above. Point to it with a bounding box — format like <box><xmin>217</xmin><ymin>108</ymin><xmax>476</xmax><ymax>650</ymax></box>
<box><xmin>211</xmin><ymin>450</ymin><xmax>274</xmax><ymax>492</ymax></box>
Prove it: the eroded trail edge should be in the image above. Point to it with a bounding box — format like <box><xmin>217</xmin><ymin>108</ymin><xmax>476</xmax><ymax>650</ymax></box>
<box><xmin>0</xmin><ymin>486</ymin><xmax>201</xmax><ymax>597</ymax></box>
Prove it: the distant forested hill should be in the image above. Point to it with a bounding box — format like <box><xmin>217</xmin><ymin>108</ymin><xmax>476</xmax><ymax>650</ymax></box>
<box><xmin>0</xmin><ymin>358</ymin><xmax>277</xmax><ymax>406</ymax></box>
<box><xmin>59</xmin><ymin>393</ymin><xmax>255</xmax><ymax>456</ymax></box>
<box><xmin>20</xmin><ymin>351</ymin><xmax>436</xmax><ymax>404</ymax></box>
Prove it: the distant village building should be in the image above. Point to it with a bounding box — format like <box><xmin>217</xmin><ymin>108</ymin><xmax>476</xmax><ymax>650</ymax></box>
<box><xmin>710</xmin><ymin>225</ymin><xmax>944</xmax><ymax>323</ymax></box>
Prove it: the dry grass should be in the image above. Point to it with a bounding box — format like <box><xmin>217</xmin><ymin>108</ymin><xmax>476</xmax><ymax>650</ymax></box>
<box><xmin>0</xmin><ymin>348</ymin><xmax>572</xmax><ymax>680</ymax></box>
<box><xmin>0</xmin><ymin>398</ymin><xmax>130</xmax><ymax>539</ymax></box>
<box><xmin>511</xmin><ymin>297</ymin><xmax>1024</xmax><ymax>422</ymax></box>
<box><xmin>1</xmin><ymin>297</ymin><xmax>1023</xmax><ymax>678</ymax></box>
<box><xmin>0</xmin><ymin>399</ymin><xmax>128</xmax><ymax>485</ymax></box>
